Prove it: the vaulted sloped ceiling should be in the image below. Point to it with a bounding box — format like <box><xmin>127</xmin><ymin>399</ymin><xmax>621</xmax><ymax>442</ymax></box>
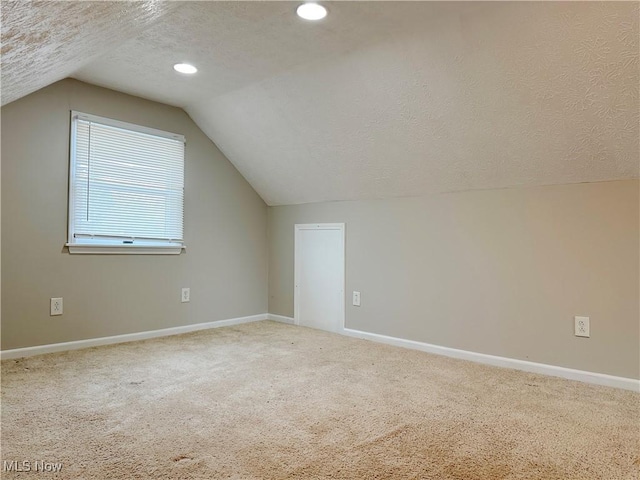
<box><xmin>2</xmin><ymin>1</ymin><xmax>638</xmax><ymax>205</ymax></box>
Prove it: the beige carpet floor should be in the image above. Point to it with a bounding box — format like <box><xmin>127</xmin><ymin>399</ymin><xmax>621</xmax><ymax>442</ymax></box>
<box><xmin>1</xmin><ymin>321</ymin><xmax>638</xmax><ymax>479</ymax></box>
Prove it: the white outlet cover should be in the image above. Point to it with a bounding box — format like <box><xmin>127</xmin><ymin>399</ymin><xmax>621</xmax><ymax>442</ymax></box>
<box><xmin>574</xmin><ymin>316</ymin><xmax>590</xmax><ymax>337</ymax></box>
<box><xmin>352</xmin><ymin>291</ymin><xmax>361</xmax><ymax>307</ymax></box>
<box><xmin>181</xmin><ymin>288</ymin><xmax>190</xmax><ymax>303</ymax></box>
<box><xmin>50</xmin><ymin>297</ymin><xmax>63</xmax><ymax>316</ymax></box>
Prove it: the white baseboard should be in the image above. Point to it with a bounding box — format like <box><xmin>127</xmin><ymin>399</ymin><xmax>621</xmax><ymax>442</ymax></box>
<box><xmin>4</xmin><ymin>314</ymin><xmax>637</xmax><ymax>392</ymax></box>
<box><xmin>342</xmin><ymin>327</ymin><xmax>640</xmax><ymax>392</ymax></box>
<box><xmin>267</xmin><ymin>314</ymin><xmax>296</xmax><ymax>325</ymax></box>
<box><xmin>0</xmin><ymin>313</ymin><xmax>268</xmax><ymax>360</ymax></box>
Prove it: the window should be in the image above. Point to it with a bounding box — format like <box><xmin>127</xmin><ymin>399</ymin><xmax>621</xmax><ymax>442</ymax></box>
<box><xmin>67</xmin><ymin>111</ymin><xmax>185</xmax><ymax>254</ymax></box>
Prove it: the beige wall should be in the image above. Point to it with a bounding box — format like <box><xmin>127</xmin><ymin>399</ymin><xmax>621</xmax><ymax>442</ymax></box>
<box><xmin>3</xmin><ymin>79</ymin><xmax>638</xmax><ymax>381</ymax></box>
<box><xmin>1</xmin><ymin>79</ymin><xmax>268</xmax><ymax>350</ymax></box>
<box><xmin>268</xmin><ymin>181</ymin><xmax>639</xmax><ymax>379</ymax></box>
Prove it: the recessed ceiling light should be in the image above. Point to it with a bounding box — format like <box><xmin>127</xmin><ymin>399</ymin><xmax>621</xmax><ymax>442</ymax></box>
<box><xmin>296</xmin><ymin>3</ymin><xmax>327</xmax><ymax>21</ymax></box>
<box><xmin>173</xmin><ymin>63</ymin><xmax>197</xmax><ymax>74</ymax></box>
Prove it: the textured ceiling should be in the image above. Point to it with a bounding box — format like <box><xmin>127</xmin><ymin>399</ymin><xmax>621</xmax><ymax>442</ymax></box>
<box><xmin>2</xmin><ymin>1</ymin><xmax>638</xmax><ymax>205</ymax></box>
<box><xmin>0</xmin><ymin>1</ymin><xmax>182</xmax><ymax>106</ymax></box>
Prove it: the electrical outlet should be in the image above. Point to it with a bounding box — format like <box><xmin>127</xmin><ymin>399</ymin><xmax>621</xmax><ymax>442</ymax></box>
<box><xmin>575</xmin><ymin>316</ymin><xmax>590</xmax><ymax>337</ymax></box>
<box><xmin>352</xmin><ymin>291</ymin><xmax>361</xmax><ymax>307</ymax></box>
<box><xmin>50</xmin><ymin>297</ymin><xmax>63</xmax><ymax>316</ymax></box>
<box><xmin>181</xmin><ymin>288</ymin><xmax>190</xmax><ymax>303</ymax></box>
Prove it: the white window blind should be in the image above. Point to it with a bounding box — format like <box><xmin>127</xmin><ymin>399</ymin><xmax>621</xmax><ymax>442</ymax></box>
<box><xmin>68</xmin><ymin>111</ymin><xmax>185</xmax><ymax>254</ymax></box>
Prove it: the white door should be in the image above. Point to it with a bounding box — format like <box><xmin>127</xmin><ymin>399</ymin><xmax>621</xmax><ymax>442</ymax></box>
<box><xmin>294</xmin><ymin>224</ymin><xmax>345</xmax><ymax>333</ymax></box>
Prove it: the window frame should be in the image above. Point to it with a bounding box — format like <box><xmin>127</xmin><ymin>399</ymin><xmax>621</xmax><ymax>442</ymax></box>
<box><xmin>66</xmin><ymin>111</ymin><xmax>186</xmax><ymax>255</ymax></box>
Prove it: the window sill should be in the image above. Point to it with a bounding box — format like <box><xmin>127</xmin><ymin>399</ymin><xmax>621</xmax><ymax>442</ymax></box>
<box><xmin>65</xmin><ymin>244</ymin><xmax>185</xmax><ymax>255</ymax></box>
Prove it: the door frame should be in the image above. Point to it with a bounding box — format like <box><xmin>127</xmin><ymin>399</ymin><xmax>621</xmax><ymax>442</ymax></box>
<box><xmin>294</xmin><ymin>223</ymin><xmax>346</xmax><ymax>332</ymax></box>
